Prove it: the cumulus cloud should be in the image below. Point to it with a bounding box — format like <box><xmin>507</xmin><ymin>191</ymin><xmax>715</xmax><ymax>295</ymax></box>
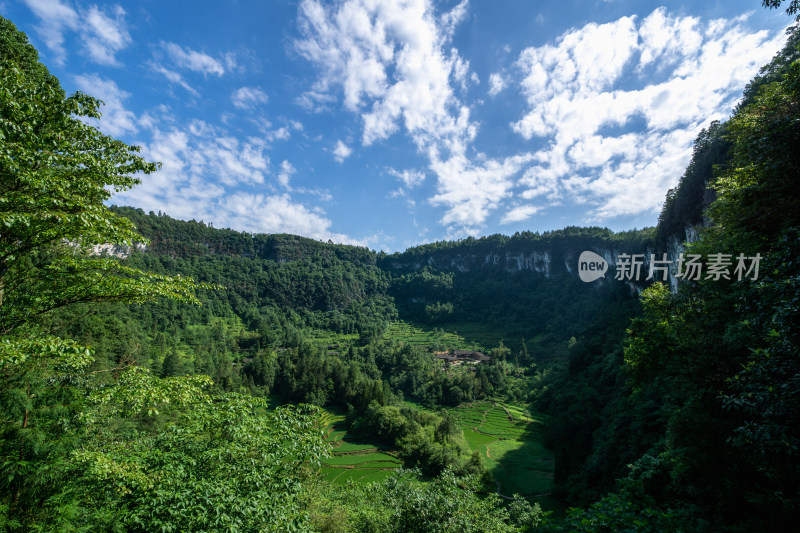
<box><xmin>111</xmin><ymin>118</ymin><xmax>357</xmax><ymax>244</ymax></box>
<box><xmin>83</xmin><ymin>5</ymin><xmax>131</xmax><ymax>65</ymax></box>
<box><xmin>511</xmin><ymin>7</ymin><xmax>787</xmax><ymax>220</ymax></box>
<box><xmin>21</xmin><ymin>0</ymin><xmax>131</xmax><ymax>65</ymax></box>
<box><xmin>429</xmin><ymin>151</ymin><xmax>535</xmax><ymax>231</ymax></box>
<box><xmin>488</xmin><ymin>73</ymin><xmax>507</xmax><ymax>96</ymax></box>
<box><xmin>190</xmin><ymin>133</ymin><xmax>269</xmax><ymax>187</ymax></box>
<box><xmin>296</xmin><ymin>0</ymin><xmax>530</xmax><ymax>231</ymax></box>
<box><xmin>333</xmin><ymin>140</ymin><xmax>352</xmax><ymax>162</ymax></box>
<box><xmin>232</xmin><ymin>86</ymin><xmax>269</xmax><ymax>109</ymax></box>
<box><xmin>265</xmin><ymin>127</ymin><xmax>291</xmax><ymax>142</ymax></box>
<box><xmin>215</xmin><ymin>192</ymin><xmax>345</xmax><ymax>240</ymax></box>
<box><xmin>388</xmin><ymin>168</ymin><xmax>426</xmax><ymax>188</ymax></box>
<box><xmin>294</xmin><ymin>0</ymin><xmax>475</xmax><ymax>147</ymax></box>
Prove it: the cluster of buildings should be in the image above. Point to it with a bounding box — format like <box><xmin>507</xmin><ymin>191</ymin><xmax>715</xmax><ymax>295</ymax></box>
<box><xmin>434</xmin><ymin>350</ymin><xmax>490</xmax><ymax>367</ymax></box>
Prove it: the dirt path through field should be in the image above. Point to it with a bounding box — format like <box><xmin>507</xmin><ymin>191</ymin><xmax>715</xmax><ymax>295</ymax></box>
<box><xmin>494</xmin><ymin>481</ymin><xmax>514</xmax><ymax>500</ymax></box>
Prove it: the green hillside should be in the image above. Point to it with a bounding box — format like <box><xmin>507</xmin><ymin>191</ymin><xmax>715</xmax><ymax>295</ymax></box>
<box><xmin>2</xmin><ymin>12</ymin><xmax>799</xmax><ymax>533</ymax></box>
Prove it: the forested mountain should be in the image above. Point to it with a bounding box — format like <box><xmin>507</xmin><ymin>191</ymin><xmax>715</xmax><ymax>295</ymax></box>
<box><xmin>102</xmin><ymin>207</ymin><xmax>654</xmax><ymax>361</ymax></box>
<box><xmin>655</xmin><ymin>26</ymin><xmax>800</xmax><ymax>250</ymax></box>
<box><xmin>539</xmin><ymin>24</ymin><xmax>800</xmax><ymax>531</ymax></box>
<box><xmin>2</xmin><ymin>9</ymin><xmax>799</xmax><ymax>533</ymax></box>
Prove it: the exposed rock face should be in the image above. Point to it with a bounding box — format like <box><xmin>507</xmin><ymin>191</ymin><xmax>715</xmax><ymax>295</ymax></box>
<box><xmin>485</xmin><ymin>251</ymin><xmax>552</xmax><ymax>277</ymax></box>
<box><xmin>664</xmin><ymin>225</ymin><xmax>703</xmax><ymax>291</ymax></box>
<box><xmin>382</xmin><ymin>227</ymin><xmax>703</xmax><ymax>294</ymax></box>
<box><xmin>88</xmin><ymin>242</ymin><xmax>147</xmax><ymax>258</ymax></box>
<box><xmin>386</xmin><ymin>245</ymin><xmax>640</xmax><ymax>280</ymax></box>
<box><xmin>418</xmin><ymin>251</ymin><xmax>555</xmax><ymax>276</ymax></box>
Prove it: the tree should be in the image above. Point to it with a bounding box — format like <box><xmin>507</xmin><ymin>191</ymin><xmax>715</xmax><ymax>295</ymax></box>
<box><xmin>312</xmin><ymin>468</ymin><xmax>518</xmax><ymax>533</ymax></box>
<box><xmin>161</xmin><ymin>347</ymin><xmax>181</xmax><ymax>377</ymax></box>
<box><xmin>617</xmin><ymin>33</ymin><xmax>800</xmax><ymax>529</ymax></box>
<box><xmin>0</xmin><ymin>17</ymin><xmax>203</xmax><ymax>528</ymax></box>
<box><xmin>0</xmin><ymin>17</ymin><xmax>200</xmax><ymax>342</ymax></box>
<box><xmin>71</xmin><ymin>369</ymin><xmax>328</xmax><ymax>531</ymax></box>
<box><xmin>762</xmin><ymin>0</ymin><xmax>800</xmax><ymax>20</ymax></box>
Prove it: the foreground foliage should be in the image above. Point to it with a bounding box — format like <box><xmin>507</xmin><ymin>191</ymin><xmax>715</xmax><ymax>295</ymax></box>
<box><xmin>0</xmin><ymin>17</ymin><xmax>328</xmax><ymax>532</ymax></box>
<box><xmin>310</xmin><ymin>468</ymin><xmax>544</xmax><ymax>533</ymax></box>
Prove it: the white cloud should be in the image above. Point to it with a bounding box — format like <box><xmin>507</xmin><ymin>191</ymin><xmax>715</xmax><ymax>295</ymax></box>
<box><xmin>149</xmin><ymin>62</ymin><xmax>200</xmax><ymax>96</ymax></box>
<box><xmin>500</xmin><ymin>205</ymin><xmax>541</xmax><ymax>225</ymax></box>
<box><xmin>488</xmin><ymin>73</ymin><xmax>507</xmax><ymax>96</ymax></box>
<box><xmin>83</xmin><ymin>5</ymin><xmax>131</xmax><ymax>65</ymax></box>
<box><xmin>511</xmin><ymin>7</ymin><xmax>787</xmax><ymax>220</ymax></box>
<box><xmin>74</xmin><ymin>74</ymin><xmax>137</xmax><ymax>136</ymax></box>
<box><xmin>110</xmin><ymin>117</ymin><xmax>358</xmax><ymax>244</ymax></box>
<box><xmin>295</xmin><ymin>90</ymin><xmax>338</xmax><ymax>112</ymax></box>
<box><xmin>265</xmin><ymin>127</ymin><xmax>290</xmax><ymax>142</ymax></box>
<box><xmin>21</xmin><ymin>0</ymin><xmax>131</xmax><ymax>65</ymax></box>
<box><xmin>163</xmin><ymin>42</ymin><xmax>228</xmax><ymax>76</ymax></box>
<box><xmin>232</xmin><ymin>86</ymin><xmax>269</xmax><ymax>109</ymax></box>
<box><xmin>21</xmin><ymin>0</ymin><xmax>79</xmax><ymax>64</ymax></box>
<box><xmin>150</xmin><ymin>42</ymin><xmax>238</xmax><ymax>92</ymax></box>
<box><xmin>296</xmin><ymin>3</ymin><xmax>787</xmax><ymax>232</ymax></box>
<box><xmin>278</xmin><ymin>160</ymin><xmax>296</xmax><ymax>189</ymax></box>
<box><xmin>199</xmin><ymin>135</ymin><xmax>268</xmax><ymax>186</ymax></box>
<box><xmin>333</xmin><ymin>140</ymin><xmax>352</xmax><ymax>162</ymax></box>
<box><xmin>296</xmin><ymin>186</ymin><xmax>333</xmax><ymax>202</ymax></box>
<box><xmin>452</xmin><ymin>55</ymin><xmax>476</xmax><ymax>91</ymax></box>
<box><xmin>295</xmin><ymin>0</ymin><xmax>476</xmax><ymax>148</ymax></box>
<box><xmin>429</xmin><ymin>151</ymin><xmax>535</xmax><ymax>230</ymax></box>
<box><xmin>440</xmin><ymin>0</ymin><xmax>469</xmax><ymax>36</ymax></box>
<box><xmin>388</xmin><ymin>168</ymin><xmax>426</xmax><ymax>188</ymax></box>
<box><xmin>213</xmin><ymin>192</ymin><xmax>353</xmax><ymax>242</ymax></box>
<box><xmin>297</xmin><ymin>0</ymin><xmax>530</xmax><ymax>231</ymax></box>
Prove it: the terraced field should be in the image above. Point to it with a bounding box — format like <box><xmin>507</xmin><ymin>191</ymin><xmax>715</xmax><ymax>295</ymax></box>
<box><xmin>315</xmin><ymin>401</ymin><xmax>553</xmax><ymax>499</ymax></box>
<box><xmin>317</xmin><ymin>408</ymin><xmax>403</xmax><ymax>484</ymax></box>
<box><xmin>385</xmin><ymin>320</ymin><xmax>491</xmax><ymax>351</ymax></box>
<box><xmin>305</xmin><ymin>329</ymin><xmax>359</xmax><ymax>350</ymax></box>
<box><xmin>452</xmin><ymin>401</ymin><xmax>553</xmax><ymax>497</ymax></box>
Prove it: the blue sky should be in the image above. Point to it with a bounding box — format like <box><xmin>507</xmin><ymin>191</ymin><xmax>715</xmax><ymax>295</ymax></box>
<box><xmin>3</xmin><ymin>0</ymin><xmax>793</xmax><ymax>251</ymax></box>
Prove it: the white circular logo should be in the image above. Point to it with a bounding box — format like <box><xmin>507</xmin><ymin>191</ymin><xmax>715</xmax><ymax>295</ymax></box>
<box><xmin>578</xmin><ymin>251</ymin><xmax>608</xmax><ymax>282</ymax></box>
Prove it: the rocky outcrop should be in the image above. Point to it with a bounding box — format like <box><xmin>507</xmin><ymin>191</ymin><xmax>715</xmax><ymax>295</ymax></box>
<box><xmin>88</xmin><ymin>242</ymin><xmax>147</xmax><ymax>258</ymax></box>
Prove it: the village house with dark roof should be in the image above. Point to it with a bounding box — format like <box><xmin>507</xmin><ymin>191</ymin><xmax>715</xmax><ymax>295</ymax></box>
<box><xmin>434</xmin><ymin>349</ymin><xmax>490</xmax><ymax>366</ymax></box>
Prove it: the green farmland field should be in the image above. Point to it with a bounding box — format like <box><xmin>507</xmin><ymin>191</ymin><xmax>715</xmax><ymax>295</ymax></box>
<box><xmin>452</xmin><ymin>401</ymin><xmax>553</xmax><ymax>497</ymax></box>
<box><xmin>317</xmin><ymin>408</ymin><xmax>402</xmax><ymax>485</ymax></box>
<box><xmin>316</xmin><ymin>401</ymin><xmax>553</xmax><ymax>502</ymax></box>
<box><xmin>385</xmin><ymin>320</ymin><xmax>500</xmax><ymax>351</ymax></box>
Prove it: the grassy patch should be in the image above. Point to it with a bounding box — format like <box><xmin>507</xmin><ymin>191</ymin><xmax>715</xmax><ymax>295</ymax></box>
<box><xmin>433</xmin><ymin>321</ymin><xmax>506</xmax><ymax>350</ymax></box>
<box><xmin>357</xmin><ymin>470</ymin><xmax>396</xmax><ymax>483</ymax></box>
<box><xmin>336</xmin><ymin>441</ymin><xmax>380</xmax><ymax>453</ymax></box>
<box><xmin>385</xmin><ymin>321</ymin><xmax>486</xmax><ymax>351</ymax></box>
<box><xmin>305</xmin><ymin>329</ymin><xmax>360</xmax><ymax>351</ymax></box>
<box><xmin>401</xmin><ymin>399</ymin><xmax>436</xmax><ymax>413</ymax></box>
<box><xmin>315</xmin><ymin>401</ymin><xmax>552</xmax><ymax>500</ymax></box>
<box><xmin>450</xmin><ymin>401</ymin><xmax>553</xmax><ymax>498</ymax></box>
<box><xmin>323</xmin><ymin>453</ymin><xmax>400</xmax><ymax>466</ymax></box>
<box><xmin>317</xmin><ymin>407</ymin><xmax>404</xmax><ymax>485</ymax></box>
<box><xmin>463</xmin><ymin>428</ymin><xmax>497</xmax><ymax>448</ymax></box>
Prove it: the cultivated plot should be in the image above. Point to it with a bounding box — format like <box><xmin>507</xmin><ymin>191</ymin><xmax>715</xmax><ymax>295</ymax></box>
<box><xmin>317</xmin><ymin>408</ymin><xmax>402</xmax><ymax>485</ymax></box>
<box><xmin>452</xmin><ymin>401</ymin><xmax>553</xmax><ymax>497</ymax></box>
